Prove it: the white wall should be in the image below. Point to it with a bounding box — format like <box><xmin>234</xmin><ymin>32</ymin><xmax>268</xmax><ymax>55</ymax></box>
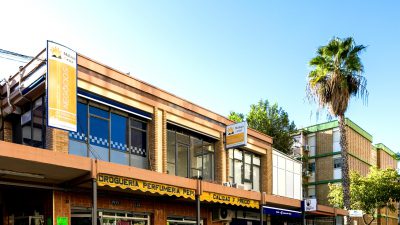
<box><xmin>272</xmin><ymin>149</ymin><xmax>302</xmax><ymax>200</ymax></box>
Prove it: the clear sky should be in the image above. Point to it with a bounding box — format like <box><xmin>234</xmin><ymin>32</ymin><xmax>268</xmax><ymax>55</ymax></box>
<box><xmin>1</xmin><ymin>1</ymin><xmax>399</xmax><ymax>153</ymax></box>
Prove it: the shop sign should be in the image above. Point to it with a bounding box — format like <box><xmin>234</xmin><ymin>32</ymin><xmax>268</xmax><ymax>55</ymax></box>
<box><xmin>304</xmin><ymin>198</ymin><xmax>317</xmax><ymax>211</ymax></box>
<box><xmin>57</xmin><ymin>217</ymin><xmax>68</xmax><ymax>225</ymax></box>
<box><xmin>201</xmin><ymin>191</ymin><xmax>259</xmax><ymax>209</ymax></box>
<box><xmin>46</xmin><ymin>40</ymin><xmax>77</xmax><ymax>132</ymax></box>
<box><xmin>97</xmin><ymin>174</ymin><xmax>195</xmax><ymax>200</ymax></box>
<box><xmin>226</xmin><ymin>122</ymin><xmax>247</xmax><ymax>149</ymax></box>
<box><xmin>349</xmin><ymin>210</ymin><xmax>363</xmax><ymax>217</ymax></box>
<box><xmin>263</xmin><ymin>206</ymin><xmax>302</xmax><ymax>218</ymax></box>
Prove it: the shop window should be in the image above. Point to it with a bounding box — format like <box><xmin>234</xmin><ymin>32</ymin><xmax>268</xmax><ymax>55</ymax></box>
<box><xmin>167</xmin><ymin>125</ymin><xmax>215</xmax><ymax>181</ymax></box>
<box><xmin>69</xmin><ymin>99</ymin><xmax>148</xmax><ymax>169</ymax></box>
<box><xmin>228</xmin><ymin>149</ymin><xmax>261</xmax><ymax>191</ymax></box>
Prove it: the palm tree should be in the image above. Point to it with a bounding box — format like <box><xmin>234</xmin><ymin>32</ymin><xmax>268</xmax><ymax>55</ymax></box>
<box><xmin>307</xmin><ymin>37</ymin><xmax>367</xmax><ymax>223</ymax></box>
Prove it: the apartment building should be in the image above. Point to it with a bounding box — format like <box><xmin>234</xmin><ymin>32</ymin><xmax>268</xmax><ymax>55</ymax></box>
<box><xmin>0</xmin><ymin>42</ymin><xmax>345</xmax><ymax>225</ymax></box>
<box><xmin>293</xmin><ymin>119</ymin><xmax>398</xmax><ymax>225</ymax></box>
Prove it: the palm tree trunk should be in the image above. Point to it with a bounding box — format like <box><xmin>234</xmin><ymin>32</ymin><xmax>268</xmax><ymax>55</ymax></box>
<box><xmin>338</xmin><ymin>115</ymin><xmax>351</xmax><ymax>224</ymax></box>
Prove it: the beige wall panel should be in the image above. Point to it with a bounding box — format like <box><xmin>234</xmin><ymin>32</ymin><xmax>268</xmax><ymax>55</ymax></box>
<box><xmin>78</xmin><ymin>79</ymin><xmax>154</xmax><ymax>113</ymax></box>
<box><xmin>166</xmin><ymin>113</ymin><xmax>220</xmax><ymax>139</ymax></box>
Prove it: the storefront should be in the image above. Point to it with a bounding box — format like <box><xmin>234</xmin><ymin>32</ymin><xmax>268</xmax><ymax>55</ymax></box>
<box><xmin>263</xmin><ymin>206</ymin><xmax>302</xmax><ymax>225</ymax></box>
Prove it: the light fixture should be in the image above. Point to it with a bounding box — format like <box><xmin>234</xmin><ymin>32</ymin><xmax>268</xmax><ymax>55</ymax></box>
<box><xmin>0</xmin><ymin>169</ymin><xmax>45</xmax><ymax>179</ymax></box>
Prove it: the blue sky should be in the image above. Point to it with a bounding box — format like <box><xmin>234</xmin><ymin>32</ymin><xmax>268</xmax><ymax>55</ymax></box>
<box><xmin>1</xmin><ymin>1</ymin><xmax>399</xmax><ymax>152</ymax></box>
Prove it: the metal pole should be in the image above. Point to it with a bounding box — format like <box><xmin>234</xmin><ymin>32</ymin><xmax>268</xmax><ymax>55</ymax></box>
<box><xmin>92</xmin><ymin>178</ymin><xmax>97</xmax><ymax>225</ymax></box>
<box><xmin>260</xmin><ymin>204</ymin><xmax>263</xmax><ymax>225</ymax></box>
<box><xmin>196</xmin><ymin>194</ymin><xmax>200</xmax><ymax>225</ymax></box>
<box><xmin>301</xmin><ymin>200</ymin><xmax>306</xmax><ymax>225</ymax></box>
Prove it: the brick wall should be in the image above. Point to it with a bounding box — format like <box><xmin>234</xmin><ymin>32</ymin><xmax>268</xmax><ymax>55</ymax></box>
<box><xmin>46</xmin><ymin>128</ymin><xmax>69</xmax><ymax>153</ymax></box>
<box><xmin>3</xmin><ymin>120</ymin><xmax>12</xmax><ymax>142</ymax></box>
<box><xmin>316</xmin><ymin>183</ymin><xmax>330</xmax><ymax>206</ymax></box>
<box><xmin>261</xmin><ymin>146</ymin><xmax>273</xmax><ymax>194</ymax></box>
<box><xmin>377</xmin><ymin>150</ymin><xmax>397</xmax><ymax>170</ymax></box>
<box><xmin>162</xmin><ymin>111</ymin><xmax>167</xmax><ymax>174</ymax></box>
<box><xmin>346</xmin><ymin>127</ymin><xmax>371</xmax><ymax>165</ymax></box>
<box><xmin>348</xmin><ymin>155</ymin><xmax>369</xmax><ymax>176</ymax></box>
<box><xmin>316</xmin><ymin>130</ymin><xmax>333</xmax><ymax>155</ymax></box>
<box><xmin>316</xmin><ymin>156</ymin><xmax>333</xmax><ymax>181</ymax></box>
<box><xmin>214</xmin><ymin>132</ymin><xmax>225</xmax><ymax>184</ymax></box>
<box><xmin>148</xmin><ymin>107</ymin><xmax>158</xmax><ymax>171</ymax></box>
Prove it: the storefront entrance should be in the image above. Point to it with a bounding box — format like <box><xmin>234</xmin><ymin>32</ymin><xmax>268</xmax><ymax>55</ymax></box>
<box><xmin>167</xmin><ymin>217</ymin><xmax>203</xmax><ymax>225</ymax></box>
<box><xmin>71</xmin><ymin>209</ymin><xmax>150</xmax><ymax>225</ymax></box>
<box><xmin>0</xmin><ymin>186</ymin><xmax>51</xmax><ymax>225</ymax></box>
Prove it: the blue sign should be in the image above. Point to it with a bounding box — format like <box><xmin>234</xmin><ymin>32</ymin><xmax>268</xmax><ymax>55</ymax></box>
<box><xmin>263</xmin><ymin>206</ymin><xmax>302</xmax><ymax>218</ymax></box>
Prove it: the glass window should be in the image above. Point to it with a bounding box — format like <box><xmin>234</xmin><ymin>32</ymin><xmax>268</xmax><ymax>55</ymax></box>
<box><xmin>190</xmin><ymin>136</ymin><xmax>203</xmax><ymax>178</ymax></box>
<box><xmin>69</xmin><ymin>102</ymin><xmax>88</xmax><ymax>156</ymax></box>
<box><xmin>167</xmin><ymin>126</ymin><xmax>215</xmax><ymax>180</ymax></box>
<box><xmin>69</xmin><ymin>99</ymin><xmax>148</xmax><ymax>169</ymax></box>
<box><xmin>202</xmin><ymin>141</ymin><xmax>214</xmax><ymax>180</ymax></box>
<box><xmin>333</xmin><ymin>129</ymin><xmax>341</xmax><ymax>152</ymax></box>
<box><xmin>89</xmin><ymin>116</ymin><xmax>109</xmax><ymax>161</ymax></box>
<box><xmin>309</xmin><ymin>162</ymin><xmax>316</xmax><ymax>172</ymax></box>
<box><xmin>230</xmin><ymin>148</ymin><xmax>261</xmax><ymax>191</ymax></box>
<box><xmin>177</xmin><ymin>144</ymin><xmax>189</xmax><ymax>177</ymax></box>
<box><xmin>20</xmin><ymin>96</ymin><xmax>46</xmax><ymax>148</ymax></box>
<box><xmin>90</xmin><ymin>105</ymin><xmax>109</xmax><ymax>118</ymax></box>
<box><xmin>167</xmin><ymin>130</ymin><xmax>176</xmax><ymax>175</ymax></box>
<box><xmin>111</xmin><ymin>113</ymin><xmax>129</xmax><ymax>165</ymax></box>
<box><xmin>334</xmin><ymin>158</ymin><xmax>342</xmax><ymax>168</ymax></box>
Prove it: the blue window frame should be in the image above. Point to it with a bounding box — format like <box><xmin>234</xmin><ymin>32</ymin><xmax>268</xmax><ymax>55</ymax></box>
<box><xmin>69</xmin><ymin>99</ymin><xmax>149</xmax><ymax>169</ymax></box>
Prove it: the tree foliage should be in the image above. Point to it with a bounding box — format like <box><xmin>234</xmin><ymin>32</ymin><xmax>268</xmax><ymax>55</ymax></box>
<box><xmin>307</xmin><ymin>37</ymin><xmax>368</xmax><ymax>222</ymax></box>
<box><xmin>328</xmin><ymin>167</ymin><xmax>400</xmax><ymax>225</ymax></box>
<box><xmin>228</xmin><ymin>99</ymin><xmax>296</xmax><ymax>153</ymax></box>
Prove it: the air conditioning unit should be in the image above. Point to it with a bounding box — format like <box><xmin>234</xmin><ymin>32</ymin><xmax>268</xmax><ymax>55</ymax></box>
<box><xmin>232</xmin><ymin>183</ymin><xmax>245</xmax><ymax>190</ymax></box>
<box><xmin>212</xmin><ymin>208</ymin><xmax>234</xmax><ymax>221</ymax></box>
<box><xmin>222</xmin><ymin>182</ymin><xmax>232</xmax><ymax>187</ymax></box>
<box><xmin>304</xmin><ymin>170</ymin><xmax>312</xmax><ymax>177</ymax></box>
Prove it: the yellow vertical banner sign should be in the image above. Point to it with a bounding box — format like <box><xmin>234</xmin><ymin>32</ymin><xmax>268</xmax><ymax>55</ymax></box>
<box><xmin>47</xmin><ymin>41</ymin><xmax>77</xmax><ymax>132</ymax></box>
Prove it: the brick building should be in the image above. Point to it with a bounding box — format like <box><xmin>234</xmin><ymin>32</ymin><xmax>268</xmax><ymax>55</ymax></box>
<box><xmin>293</xmin><ymin>119</ymin><xmax>398</xmax><ymax>225</ymax></box>
<box><xmin>0</xmin><ymin>45</ymin><xmax>345</xmax><ymax>225</ymax></box>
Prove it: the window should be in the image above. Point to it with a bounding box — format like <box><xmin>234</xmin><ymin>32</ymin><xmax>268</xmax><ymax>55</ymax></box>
<box><xmin>333</xmin><ymin>128</ymin><xmax>341</xmax><ymax>152</ymax></box>
<box><xmin>333</xmin><ymin>158</ymin><xmax>342</xmax><ymax>169</ymax></box>
<box><xmin>308</xmin><ymin>162</ymin><xmax>316</xmax><ymax>172</ymax></box>
<box><xmin>308</xmin><ymin>185</ymin><xmax>316</xmax><ymax>199</ymax></box>
<box><xmin>69</xmin><ymin>99</ymin><xmax>148</xmax><ymax>169</ymax></box>
<box><xmin>20</xmin><ymin>96</ymin><xmax>46</xmax><ymax>148</ymax></box>
<box><xmin>307</xmin><ymin>134</ymin><xmax>316</xmax><ymax>156</ymax></box>
<box><xmin>228</xmin><ymin>149</ymin><xmax>260</xmax><ymax>191</ymax></box>
<box><xmin>166</xmin><ymin>125</ymin><xmax>215</xmax><ymax>181</ymax></box>
<box><xmin>333</xmin><ymin>157</ymin><xmax>342</xmax><ymax>179</ymax></box>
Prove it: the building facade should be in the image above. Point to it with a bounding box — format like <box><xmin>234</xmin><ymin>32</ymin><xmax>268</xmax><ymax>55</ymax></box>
<box><xmin>293</xmin><ymin>119</ymin><xmax>398</xmax><ymax>225</ymax></box>
<box><xmin>0</xmin><ymin>46</ymin><xmax>345</xmax><ymax>225</ymax></box>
